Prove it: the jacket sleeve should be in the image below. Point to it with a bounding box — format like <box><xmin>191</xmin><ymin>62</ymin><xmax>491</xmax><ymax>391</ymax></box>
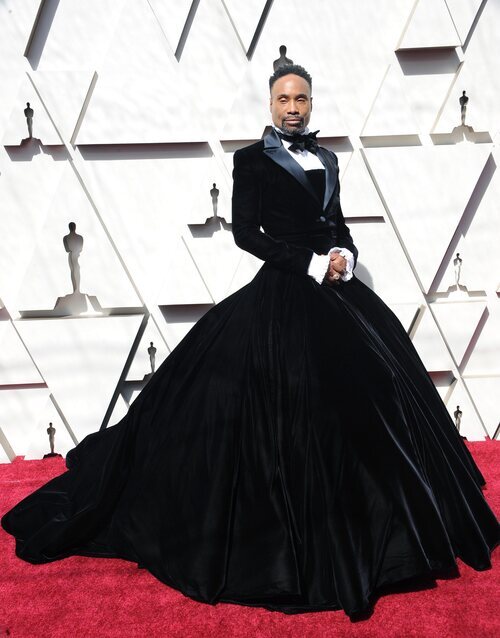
<box><xmin>335</xmin><ymin>201</ymin><xmax>358</xmax><ymax>270</ymax></box>
<box><xmin>331</xmin><ymin>154</ymin><xmax>358</xmax><ymax>270</ymax></box>
<box><xmin>231</xmin><ymin>148</ymin><xmax>315</xmax><ymax>274</ymax></box>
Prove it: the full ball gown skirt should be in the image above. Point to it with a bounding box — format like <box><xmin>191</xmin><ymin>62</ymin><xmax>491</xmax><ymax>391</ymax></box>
<box><xmin>2</xmin><ymin>260</ymin><xmax>500</xmax><ymax>618</ymax></box>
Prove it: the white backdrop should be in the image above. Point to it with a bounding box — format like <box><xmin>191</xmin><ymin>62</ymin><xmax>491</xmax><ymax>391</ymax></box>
<box><xmin>0</xmin><ymin>0</ymin><xmax>499</xmax><ymax>461</ymax></box>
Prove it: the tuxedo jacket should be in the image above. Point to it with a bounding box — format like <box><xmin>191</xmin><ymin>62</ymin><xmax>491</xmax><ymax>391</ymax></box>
<box><xmin>231</xmin><ymin>128</ymin><xmax>358</xmax><ymax>276</ymax></box>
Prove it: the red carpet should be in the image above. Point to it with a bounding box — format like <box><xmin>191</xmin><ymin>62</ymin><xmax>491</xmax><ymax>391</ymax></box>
<box><xmin>1</xmin><ymin>441</ymin><xmax>499</xmax><ymax>638</ymax></box>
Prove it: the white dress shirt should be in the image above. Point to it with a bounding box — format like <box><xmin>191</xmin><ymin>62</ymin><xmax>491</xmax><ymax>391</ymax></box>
<box><xmin>272</xmin><ymin>124</ymin><xmax>355</xmax><ymax>283</ymax></box>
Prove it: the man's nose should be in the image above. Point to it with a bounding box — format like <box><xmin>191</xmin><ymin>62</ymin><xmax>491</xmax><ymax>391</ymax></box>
<box><xmin>287</xmin><ymin>101</ymin><xmax>299</xmax><ymax>113</ymax></box>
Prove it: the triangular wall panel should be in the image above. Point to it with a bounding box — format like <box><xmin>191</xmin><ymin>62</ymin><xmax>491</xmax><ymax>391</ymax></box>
<box><xmin>364</xmin><ymin>144</ymin><xmax>491</xmax><ymax>292</ymax></box>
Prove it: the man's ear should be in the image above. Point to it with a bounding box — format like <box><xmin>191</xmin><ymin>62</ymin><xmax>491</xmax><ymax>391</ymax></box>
<box><xmin>310</xmin><ymin>96</ymin><xmax>313</xmax><ymax>111</ymax></box>
<box><xmin>269</xmin><ymin>97</ymin><xmax>272</xmax><ymax>112</ymax></box>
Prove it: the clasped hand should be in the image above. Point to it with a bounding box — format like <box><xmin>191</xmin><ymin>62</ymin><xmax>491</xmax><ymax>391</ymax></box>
<box><xmin>323</xmin><ymin>253</ymin><xmax>346</xmax><ymax>286</ymax></box>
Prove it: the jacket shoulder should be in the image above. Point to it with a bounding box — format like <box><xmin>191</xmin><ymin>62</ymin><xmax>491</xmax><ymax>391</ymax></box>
<box><xmin>233</xmin><ymin>139</ymin><xmax>265</xmax><ymax>163</ymax></box>
<box><xmin>319</xmin><ymin>144</ymin><xmax>338</xmax><ymax>159</ymax></box>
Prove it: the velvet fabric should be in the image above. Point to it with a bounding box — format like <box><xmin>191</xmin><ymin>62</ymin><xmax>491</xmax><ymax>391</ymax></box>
<box><xmin>231</xmin><ymin>129</ymin><xmax>358</xmax><ymax>273</ymax></box>
<box><xmin>2</xmin><ymin>130</ymin><xmax>499</xmax><ymax>618</ymax></box>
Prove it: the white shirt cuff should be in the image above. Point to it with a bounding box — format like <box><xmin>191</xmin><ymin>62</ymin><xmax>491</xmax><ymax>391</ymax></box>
<box><xmin>329</xmin><ymin>247</ymin><xmax>355</xmax><ymax>281</ymax></box>
<box><xmin>307</xmin><ymin>252</ymin><xmax>331</xmax><ymax>283</ymax></box>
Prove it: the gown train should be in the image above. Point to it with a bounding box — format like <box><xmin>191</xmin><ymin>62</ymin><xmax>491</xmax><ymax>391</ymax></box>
<box><xmin>2</xmin><ymin>258</ymin><xmax>499</xmax><ymax>617</ymax></box>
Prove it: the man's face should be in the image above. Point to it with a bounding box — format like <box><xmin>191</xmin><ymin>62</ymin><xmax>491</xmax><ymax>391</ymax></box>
<box><xmin>269</xmin><ymin>74</ymin><xmax>312</xmax><ymax>135</ymax></box>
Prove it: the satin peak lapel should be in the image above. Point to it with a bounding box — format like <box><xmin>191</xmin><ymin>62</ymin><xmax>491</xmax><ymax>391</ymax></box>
<box><xmin>263</xmin><ymin>129</ymin><xmax>321</xmax><ymax>206</ymax></box>
<box><xmin>316</xmin><ymin>146</ymin><xmax>338</xmax><ymax>210</ymax></box>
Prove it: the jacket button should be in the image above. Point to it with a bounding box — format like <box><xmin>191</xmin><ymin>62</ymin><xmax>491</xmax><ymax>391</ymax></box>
<box><xmin>319</xmin><ymin>215</ymin><xmax>326</xmax><ymax>222</ymax></box>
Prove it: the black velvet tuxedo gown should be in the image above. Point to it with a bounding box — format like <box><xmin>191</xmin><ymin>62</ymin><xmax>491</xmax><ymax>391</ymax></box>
<box><xmin>2</xmin><ymin>143</ymin><xmax>499</xmax><ymax>619</ymax></box>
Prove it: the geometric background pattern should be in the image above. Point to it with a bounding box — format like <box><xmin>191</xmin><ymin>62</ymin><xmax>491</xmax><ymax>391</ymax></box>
<box><xmin>0</xmin><ymin>0</ymin><xmax>499</xmax><ymax>461</ymax></box>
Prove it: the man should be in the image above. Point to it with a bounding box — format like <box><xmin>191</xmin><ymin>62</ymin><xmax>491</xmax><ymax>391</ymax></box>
<box><xmin>231</xmin><ymin>64</ymin><xmax>358</xmax><ymax>288</ymax></box>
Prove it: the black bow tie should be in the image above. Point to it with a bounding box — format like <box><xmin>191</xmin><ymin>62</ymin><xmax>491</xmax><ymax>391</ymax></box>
<box><xmin>276</xmin><ymin>129</ymin><xmax>320</xmax><ymax>154</ymax></box>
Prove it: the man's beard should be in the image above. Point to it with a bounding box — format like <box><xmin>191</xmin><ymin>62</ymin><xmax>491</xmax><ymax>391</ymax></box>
<box><xmin>280</xmin><ymin>117</ymin><xmax>306</xmax><ymax>135</ymax></box>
